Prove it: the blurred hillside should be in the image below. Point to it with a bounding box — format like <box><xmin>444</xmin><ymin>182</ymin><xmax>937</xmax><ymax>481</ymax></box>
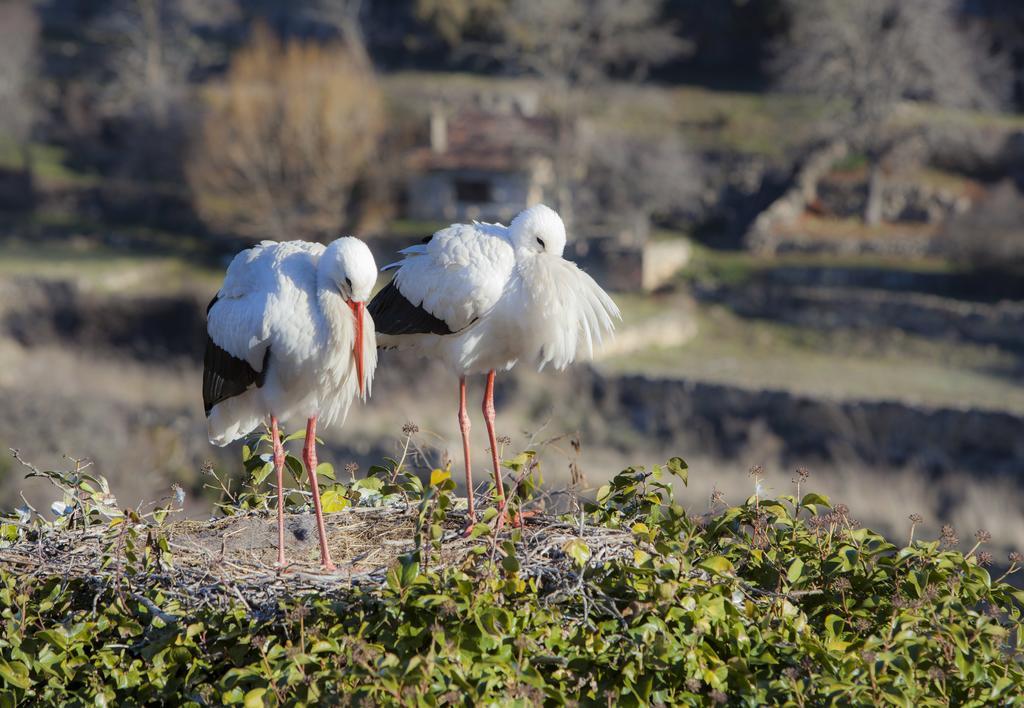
<box><xmin>1</xmin><ymin>0</ymin><xmax>1023</xmax><ymax>566</ymax></box>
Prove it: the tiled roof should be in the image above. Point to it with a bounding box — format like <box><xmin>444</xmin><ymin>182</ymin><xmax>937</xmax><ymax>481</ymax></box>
<box><xmin>408</xmin><ymin>111</ymin><xmax>557</xmax><ymax>172</ymax></box>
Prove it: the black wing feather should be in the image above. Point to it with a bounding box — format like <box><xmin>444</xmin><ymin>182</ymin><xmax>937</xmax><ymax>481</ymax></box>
<box><xmin>368</xmin><ymin>278</ymin><xmax>454</xmax><ymax>336</ymax></box>
<box><xmin>203</xmin><ymin>295</ymin><xmax>269</xmax><ymax>415</ymax></box>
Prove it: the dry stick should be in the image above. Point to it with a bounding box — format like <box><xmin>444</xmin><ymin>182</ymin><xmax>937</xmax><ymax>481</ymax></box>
<box><xmin>0</xmin><ymin>506</ymin><xmax>646</xmax><ymax>615</ymax></box>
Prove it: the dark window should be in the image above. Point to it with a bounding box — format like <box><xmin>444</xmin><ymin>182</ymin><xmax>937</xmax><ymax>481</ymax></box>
<box><xmin>454</xmin><ymin>179</ymin><xmax>493</xmax><ymax>204</ymax></box>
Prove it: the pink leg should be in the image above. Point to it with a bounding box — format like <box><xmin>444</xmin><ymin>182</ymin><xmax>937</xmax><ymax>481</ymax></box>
<box><xmin>271</xmin><ymin>416</ymin><xmax>286</xmax><ymax>567</ymax></box>
<box><xmin>482</xmin><ymin>370</ymin><xmax>514</xmax><ymax>528</ymax></box>
<box><xmin>303</xmin><ymin>416</ymin><xmax>336</xmax><ymax>571</ymax></box>
<box><xmin>458</xmin><ymin>376</ymin><xmax>476</xmax><ymax>524</ymax></box>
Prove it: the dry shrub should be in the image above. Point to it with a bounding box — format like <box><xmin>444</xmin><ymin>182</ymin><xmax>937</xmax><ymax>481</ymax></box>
<box><xmin>188</xmin><ymin>26</ymin><xmax>384</xmax><ymax>242</ymax></box>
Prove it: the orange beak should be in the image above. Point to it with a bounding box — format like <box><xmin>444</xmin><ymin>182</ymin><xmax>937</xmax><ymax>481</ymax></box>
<box><xmin>347</xmin><ymin>300</ymin><xmax>365</xmax><ymax>397</ymax></box>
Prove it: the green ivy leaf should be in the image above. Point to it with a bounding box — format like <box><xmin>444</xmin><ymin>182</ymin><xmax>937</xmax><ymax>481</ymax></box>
<box><xmin>319</xmin><ymin>489</ymin><xmax>349</xmax><ymax>513</ymax></box>
<box><xmin>563</xmin><ymin>539</ymin><xmax>591</xmax><ymax>567</ymax></box>
<box><xmin>666</xmin><ymin>457</ymin><xmax>688</xmax><ymax>485</ymax></box>
<box><xmin>243</xmin><ymin>688</ymin><xmax>266</xmax><ymax>708</ymax></box>
<box><xmin>786</xmin><ymin>557</ymin><xmax>804</xmax><ymax>583</ymax></box>
<box><xmin>699</xmin><ymin>556</ymin><xmax>734</xmax><ymax>576</ymax></box>
<box><xmin>801</xmin><ymin>493</ymin><xmax>831</xmax><ymax>510</ymax></box>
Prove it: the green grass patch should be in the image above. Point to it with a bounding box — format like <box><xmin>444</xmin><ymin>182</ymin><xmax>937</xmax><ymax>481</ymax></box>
<box><xmin>831</xmin><ymin>151</ymin><xmax>869</xmax><ymax>173</ymax></box>
<box><xmin>603</xmin><ymin>302</ymin><xmax>1024</xmax><ymax>414</ymax></box>
<box><xmin>681</xmin><ymin>244</ymin><xmax>955</xmax><ymax>289</ymax></box>
<box><xmin>0</xmin><ymin>240</ymin><xmax>223</xmax><ymax>294</ymax></box>
<box><xmin>0</xmin><ymin>135</ymin><xmax>97</xmax><ymax>187</ymax></box>
<box><xmin>386</xmin><ymin>219</ymin><xmax>449</xmax><ymax>240</ymax></box>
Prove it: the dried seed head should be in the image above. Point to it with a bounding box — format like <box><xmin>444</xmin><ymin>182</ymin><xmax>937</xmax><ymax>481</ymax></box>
<box><xmin>685</xmin><ymin>678</ymin><xmax>701</xmax><ymax>693</ymax></box>
<box><xmin>782</xmin><ymin>667</ymin><xmax>799</xmax><ymax>682</ymax></box>
<box><xmin>711</xmin><ymin>488</ymin><xmax>725</xmax><ymax>506</ymax></box>
<box><xmin>940</xmin><ymin>525</ymin><xmax>959</xmax><ymax>548</ymax></box>
<box><xmin>1009</xmin><ymin>551</ymin><xmax>1024</xmax><ymax>564</ymax></box>
<box><xmin>795</xmin><ymin>467</ymin><xmax>810</xmax><ymax>482</ymax></box>
<box><xmin>909</xmin><ymin>513</ymin><xmax>923</xmax><ymax>524</ymax></box>
<box><xmin>833</xmin><ymin>503</ymin><xmax>849</xmax><ymax>518</ymax></box>
<box><xmin>748</xmin><ymin>464</ymin><xmax>764</xmax><ymax>479</ymax></box>
<box><xmin>861</xmin><ymin>650</ymin><xmax>876</xmax><ymax>663</ymax></box>
<box><xmin>977</xmin><ymin>551</ymin><xmax>994</xmax><ymax>567</ymax></box>
<box><xmin>927</xmin><ymin>667</ymin><xmax>946</xmax><ymax>681</ymax></box>
<box><xmin>496</xmin><ymin>434</ymin><xmax>512</xmax><ymax>447</ymax></box>
<box><xmin>833</xmin><ymin>576</ymin><xmax>851</xmax><ymax>592</ymax></box>
<box><xmin>936</xmin><ymin>636</ymin><xmax>955</xmax><ymax>663</ymax></box>
<box><xmin>975</xmin><ymin>529</ymin><xmax>992</xmax><ymax>543</ymax></box>
<box><xmin>710</xmin><ymin>690</ymin><xmax>728</xmax><ymax>705</ymax></box>
<box><xmin>401</xmin><ymin>422</ymin><xmax>419</xmax><ymax>436</ymax></box>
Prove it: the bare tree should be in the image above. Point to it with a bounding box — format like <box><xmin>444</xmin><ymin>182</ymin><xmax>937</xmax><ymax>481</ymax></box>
<box><xmin>86</xmin><ymin>0</ymin><xmax>239</xmax><ymax>183</ymax></box>
<box><xmin>97</xmin><ymin>0</ymin><xmax>200</xmax><ymax>126</ymax></box>
<box><xmin>299</xmin><ymin>0</ymin><xmax>372</xmax><ymax>68</ymax></box>
<box><xmin>0</xmin><ymin>1</ymin><xmax>39</xmax><ymax>171</ymax></box>
<box><xmin>482</xmin><ymin>0</ymin><xmax>689</xmax><ymax>227</ymax></box>
<box><xmin>773</xmin><ymin>0</ymin><xmax>1009</xmax><ymax>225</ymax></box>
<box><xmin>187</xmin><ymin>27</ymin><xmax>385</xmax><ymax>242</ymax></box>
<box><xmin>581</xmin><ymin>129</ymin><xmax>701</xmax><ymax>241</ymax></box>
<box><xmin>414</xmin><ymin>0</ymin><xmax>506</xmax><ymax>47</ymax></box>
<box><xmin>492</xmin><ymin>0</ymin><xmax>686</xmax><ymax>87</ymax></box>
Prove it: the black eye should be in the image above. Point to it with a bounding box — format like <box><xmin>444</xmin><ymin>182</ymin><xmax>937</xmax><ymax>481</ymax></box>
<box><xmin>536</xmin><ymin>237</ymin><xmax>545</xmax><ymax>248</ymax></box>
<box><xmin>345</xmin><ymin>277</ymin><xmax>352</xmax><ymax>290</ymax></box>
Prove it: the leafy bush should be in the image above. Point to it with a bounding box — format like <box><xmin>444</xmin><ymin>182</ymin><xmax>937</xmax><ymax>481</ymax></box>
<box><xmin>1</xmin><ymin>454</ymin><xmax>1022</xmax><ymax>705</ymax></box>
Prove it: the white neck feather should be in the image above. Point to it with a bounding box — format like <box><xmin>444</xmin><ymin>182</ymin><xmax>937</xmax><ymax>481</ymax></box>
<box><xmin>317</xmin><ymin>271</ymin><xmax>348</xmax><ymax>349</ymax></box>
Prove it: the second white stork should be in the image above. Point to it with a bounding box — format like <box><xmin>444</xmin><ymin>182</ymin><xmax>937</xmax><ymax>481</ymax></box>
<box><xmin>368</xmin><ymin>204</ymin><xmax>619</xmax><ymax>526</ymax></box>
<box><xmin>204</xmin><ymin>237</ymin><xmax>378</xmax><ymax>570</ymax></box>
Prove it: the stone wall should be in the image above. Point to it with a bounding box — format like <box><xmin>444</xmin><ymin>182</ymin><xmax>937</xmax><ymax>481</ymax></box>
<box><xmin>584</xmin><ymin>370</ymin><xmax>1024</xmax><ymax>478</ymax></box>
<box><xmin>697</xmin><ymin>280</ymin><xmax>1024</xmax><ymax>353</ymax></box>
<box><xmin>744</xmin><ymin>140</ymin><xmax>849</xmax><ymax>254</ymax></box>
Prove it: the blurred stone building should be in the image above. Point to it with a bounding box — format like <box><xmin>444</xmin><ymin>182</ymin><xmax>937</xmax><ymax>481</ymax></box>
<box><xmin>405</xmin><ymin>105</ymin><xmax>556</xmax><ymax>223</ymax></box>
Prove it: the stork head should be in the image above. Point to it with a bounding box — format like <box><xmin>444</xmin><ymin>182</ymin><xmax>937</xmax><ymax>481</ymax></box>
<box><xmin>509</xmin><ymin>204</ymin><xmax>567</xmax><ymax>258</ymax></box>
<box><xmin>323</xmin><ymin>237</ymin><xmax>377</xmax><ymax>396</ymax></box>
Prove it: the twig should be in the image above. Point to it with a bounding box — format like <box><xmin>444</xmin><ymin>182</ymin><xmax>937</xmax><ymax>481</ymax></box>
<box><xmin>128</xmin><ymin>592</ymin><xmax>181</xmax><ymax>625</ymax></box>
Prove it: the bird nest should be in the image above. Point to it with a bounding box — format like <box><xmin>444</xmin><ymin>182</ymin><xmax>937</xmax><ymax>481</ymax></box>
<box><xmin>0</xmin><ymin>504</ymin><xmax>636</xmax><ymax>617</ymax></box>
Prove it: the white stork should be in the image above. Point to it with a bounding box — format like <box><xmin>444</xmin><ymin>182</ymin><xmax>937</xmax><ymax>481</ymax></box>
<box><xmin>203</xmin><ymin>237</ymin><xmax>378</xmax><ymax>570</ymax></box>
<box><xmin>368</xmin><ymin>204</ymin><xmax>619</xmax><ymax>526</ymax></box>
